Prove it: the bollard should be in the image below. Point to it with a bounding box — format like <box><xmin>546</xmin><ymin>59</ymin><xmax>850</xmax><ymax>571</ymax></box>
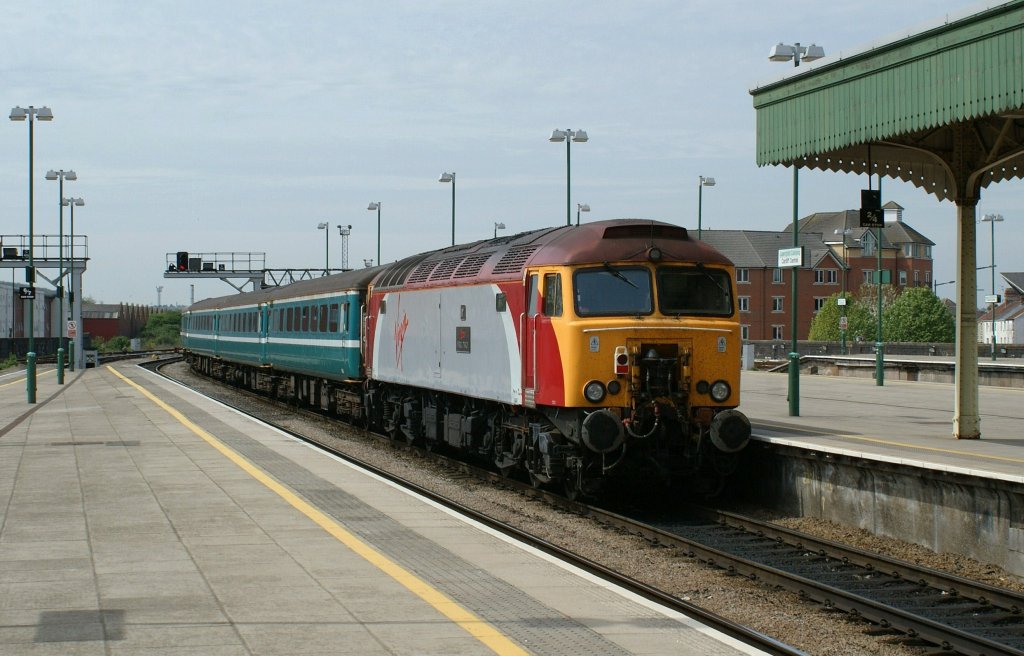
<box><xmin>69</xmin><ymin>339</ymin><xmax>75</xmax><ymax>372</ymax></box>
<box><xmin>57</xmin><ymin>348</ymin><xmax>65</xmax><ymax>384</ymax></box>
<box><xmin>26</xmin><ymin>352</ymin><xmax>37</xmax><ymax>404</ymax></box>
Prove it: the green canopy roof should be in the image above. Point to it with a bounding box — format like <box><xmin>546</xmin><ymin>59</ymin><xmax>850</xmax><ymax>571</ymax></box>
<box><xmin>751</xmin><ymin>1</ymin><xmax>1024</xmax><ymax>202</ymax></box>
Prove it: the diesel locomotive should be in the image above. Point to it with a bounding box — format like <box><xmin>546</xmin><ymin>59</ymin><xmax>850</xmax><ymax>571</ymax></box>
<box><xmin>181</xmin><ymin>219</ymin><xmax>751</xmax><ymax>498</ymax></box>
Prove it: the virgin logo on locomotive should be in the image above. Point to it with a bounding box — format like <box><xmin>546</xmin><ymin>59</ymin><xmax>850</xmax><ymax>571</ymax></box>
<box><xmin>394</xmin><ymin>309</ymin><xmax>410</xmax><ymax>370</ymax></box>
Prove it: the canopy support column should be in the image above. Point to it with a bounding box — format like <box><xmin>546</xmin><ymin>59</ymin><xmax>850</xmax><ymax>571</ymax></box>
<box><xmin>953</xmin><ymin>199</ymin><xmax>980</xmax><ymax>439</ymax></box>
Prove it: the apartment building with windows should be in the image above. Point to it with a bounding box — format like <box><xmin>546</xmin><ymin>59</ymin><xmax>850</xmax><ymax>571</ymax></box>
<box><xmin>700</xmin><ymin>202</ymin><xmax>935</xmax><ymax>341</ymax></box>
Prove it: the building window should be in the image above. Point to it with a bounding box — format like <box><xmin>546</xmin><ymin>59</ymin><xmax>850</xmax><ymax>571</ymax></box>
<box><xmin>772</xmin><ymin>296</ymin><xmax>784</xmax><ymax>312</ymax></box>
<box><xmin>772</xmin><ymin>268</ymin><xmax>784</xmax><ymax>284</ymax></box>
<box><xmin>814</xmin><ymin>269</ymin><xmax>838</xmax><ymax>284</ymax></box>
<box><xmin>862</xmin><ymin>233</ymin><xmax>876</xmax><ymax>256</ymax></box>
<box><xmin>772</xmin><ymin>325</ymin><xmax>784</xmax><ymax>340</ymax></box>
<box><xmin>814</xmin><ymin>297</ymin><xmax>827</xmax><ymax>312</ymax></box>
<box><xmin>736</xmin><ymin>268</ymin><xmax>749</xmax><ymax>283</ymax></box>
<box><xmin>863</xmin><ymin>270</ymin><xmax>874</xmax><ymax>284</ymax></box>
<box><xmin>924</xmin><ymin>245</ymin><xmax>932</xmax><ymax>258</ymax></box>
<box><xmin>913</xmin><ymin>270</ymin><xmax>920</xmax><ymax>285</ymax></box>
<box><xmin>925</xmin><ymin>271</ymin><xmax>931</xmax><ymax>285</ymax></box>
<box><xmin>899</xmin><ymin>270</ymin><xmax>907</xmax><ymax>286</ymax></box>
<box><xmin>738</xmin><ymin>296</ymin><xmax>750</xmax><ymax>312</ymax></box>
<box><xmin>741</xmin><ymin>324</ymin><xmax>749</xmax><ymax>340</ymax></box>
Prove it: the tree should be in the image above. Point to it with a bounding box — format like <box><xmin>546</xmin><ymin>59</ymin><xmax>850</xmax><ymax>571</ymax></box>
<box><xmin>140</xmin><ymin>311</ymin><xmax>182</xmax><ymax>348</ymax></box>
<box><xmin>882</xmin><ymin>286</ymin><xmax>955</xmax><ymax>342</ymax></box>
<box><xmin>808</xmin><ymin>292</ymin><xmax>874</xmax><ymax>341</ymax></box>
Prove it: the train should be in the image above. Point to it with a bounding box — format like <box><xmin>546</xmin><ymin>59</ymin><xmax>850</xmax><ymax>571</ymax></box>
<box><xmin>181</xmin><ymin>218</ymin><xmax>751</xmax><ymax>498</ymax></box>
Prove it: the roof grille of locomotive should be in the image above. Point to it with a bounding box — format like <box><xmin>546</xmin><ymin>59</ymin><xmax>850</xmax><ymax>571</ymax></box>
<box><xmin>492</xmin><ymin>245</ymin><xmax>540</xmax><ymax>274</ymax></box>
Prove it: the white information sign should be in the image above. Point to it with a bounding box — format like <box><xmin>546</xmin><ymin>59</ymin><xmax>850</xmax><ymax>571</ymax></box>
<box><xmin>67</xmin><ymin>321</ymin><xmax>78</xmax><ymax>338</ymax></box>
<box><xmin>777</xmin><ymin>247</ymin><xmax>803</xmax><ymax>268</ymax></box>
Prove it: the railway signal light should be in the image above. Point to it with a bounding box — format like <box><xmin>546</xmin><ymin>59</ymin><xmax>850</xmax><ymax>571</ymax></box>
<box><xmin>176</xmin><ymin>251</ymin><xmax>189</xmax><ymax>271</ymax></box>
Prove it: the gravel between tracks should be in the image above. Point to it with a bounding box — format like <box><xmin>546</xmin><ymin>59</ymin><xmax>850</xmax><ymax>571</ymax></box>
<box><xmin>164</xmin><ymin>361</ymin><xmax>1024</xmax><ymax>656</ymax></box>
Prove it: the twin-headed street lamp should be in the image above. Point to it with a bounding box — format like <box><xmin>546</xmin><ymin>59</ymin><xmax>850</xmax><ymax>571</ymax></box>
<box><xmin>438</xmin><ymin>172</ymin><xmax>456</xmax><ymax>245</ymax></box>
<box><xmin>697</xmin><ymin>176</ymin><xmax>715</xmax><ymax>240</ymax></box>
<box><xmin>550</xmin><ymin>129</ymin><xmax>588</xmax><ymax>226</ymax></box>
<box><xmin>494</xmin><ymin>221</ymin><xmax>506</xmax><ymax>239</ymax></box>
<box><xmin>10</xmin><ymin>105</ymin><xmax>54</xmax><ymax>404</ymax></box>
<box><xmin>45</xmin><ymin>169</ymin><xmax>77</xmax><ymax>384</ymax></box>
<box><xmin>768</xmin><ymin>42</ymin><xmax>825</xmax><ymax>416</ymax></box>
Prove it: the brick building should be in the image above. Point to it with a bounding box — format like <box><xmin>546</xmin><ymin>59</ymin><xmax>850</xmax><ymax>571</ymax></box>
<box><xmin>701</xmin><ymin>202</ymin><xmax>935</xmax><ymax>341</ymax></box>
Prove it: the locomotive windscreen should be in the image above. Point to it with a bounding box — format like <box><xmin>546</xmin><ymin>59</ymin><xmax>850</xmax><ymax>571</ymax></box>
<box><xmin>656</xmin><ymin>266</ymin><xmax>733</xmax><ymax>316</ymax></box>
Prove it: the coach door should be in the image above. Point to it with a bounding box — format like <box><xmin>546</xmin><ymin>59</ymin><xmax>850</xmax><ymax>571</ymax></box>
<box><xmin>522</xmin><ymin>272</ymin><xmax>540</xmax><ymax>407</ymax></box>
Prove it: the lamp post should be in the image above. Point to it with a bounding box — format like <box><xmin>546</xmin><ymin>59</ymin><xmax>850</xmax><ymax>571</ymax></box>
<box><xmin>64</xmin><ymin>197</ymin><xmax>84</xmax><ymax>371</ymax></box>
<box><xmin>981</xmin><ymin>213</ymin><xmax>1004</xmax><ymax>361</ymax></box>
<box><xmin>834</xmin><ymin>228</ymin><xmax>853</xmax><ymax>354</ymax></box>
<box><xmin>366</xmin><ymin>202</ymin><xmax>381</xmax><ymax>266</ymax></box>
<box><xmin>769</xmin><ymin>42</ymin><xmax>823</xmax><ymax>416</ymax></box>
<box><xmin>576</xmin><ymin>203</ymin><xmax>589</xmax><ymax>226</ymax></box>
<box><xmin>439</xmin><ymin>172</ymin><xmax>456</xmax><ymax>245</ymax></box>
<box><xmin>317</xmin><ymin>222</ymin><xmax>330</xmax><ymax>274</ymax></box>
<box><xmin>45</xmin><ymin>168</ymin><xmax>76</xmax><ymax>384</ymax></box>
<box><xmin>549</xmin><ymin>129</ymin><xmax>588</xmax><ymax>226</ymax></box>
<box><xmin>10</xmin><ymin>105</ymin><xmax>53</xmax><ymax>404</ymax></box>
<box><xmin>494</xmin><ymin>221</ymin><xmax>506</xmax><ymax>239</ymax></box>
<box><xmin>697</xmin><ymin>176</ymin><xmax>715</xmax><ymax>240</ymax></box>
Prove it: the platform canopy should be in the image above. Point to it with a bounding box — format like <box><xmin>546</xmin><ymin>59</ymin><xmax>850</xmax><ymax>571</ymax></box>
<box><xmin>751</xmin><ymin>1</ymin><xmax>1024</xmax><ymax>203</ymax></box>
<box><xmin>750</xmin><ymin>1</ymin><xmax>1024</xmax><ymax>439</ymax></box>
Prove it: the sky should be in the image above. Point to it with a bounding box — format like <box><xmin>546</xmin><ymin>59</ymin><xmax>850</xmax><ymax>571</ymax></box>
<box><xmin>2</xmin><ymin>1</ymin><xmax>1020</xmax><ymax>309</ymax></box>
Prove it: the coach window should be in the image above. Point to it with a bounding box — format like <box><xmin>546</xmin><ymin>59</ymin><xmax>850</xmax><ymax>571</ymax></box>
<box><xmin>328</xmin><ymin>304</ymin><xmax>340</xmax><ymax>332</ymax></box>
<box><xmin>301</xmin><ymin>306</ymin><xmax>310</xmax><ymax>332</ymax></box>
<box><xmin>311</xmin><ymin>305</ymin><xmax>319</xmax><ymax>333</ymax></box>
<box><xmin>527</xmin><ymin>274</ymin><xmax>540</xmax><ymax>318</ymax></box>
<box><xmin>319</xmin><ymin>304</ymin><xmax>328</xmax><ymax>332</ymax></box>
<box><xmin>543</xmin><ymin>273</ymin><xmax>562</xmax><ymax>317</ymax></box>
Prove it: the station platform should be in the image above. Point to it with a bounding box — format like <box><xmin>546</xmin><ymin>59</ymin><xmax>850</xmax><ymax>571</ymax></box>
<box><xmin>739</xmin><ymin>369</ymin><xmax>1024</xmax><ymax>484</ymax></box>
<box><xmin>0</xmin><ymin>363</ymin><xmax>767</xmax><ymax>656</ymax></box>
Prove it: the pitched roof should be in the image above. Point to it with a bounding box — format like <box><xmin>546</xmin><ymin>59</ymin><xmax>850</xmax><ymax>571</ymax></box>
<box><xmin>791</xmin><ymin>210</ymin><xmax>935</xmax><ymax>247</ymax></box>
<box><xmin>699</xmin><ymin>230</ymin><xmax>839</xmax><ymax>269</ymax></box>
<box><xmin>1004</xmin><ymin>272</ymin><xmax>1024</xmax><ymax>295</ymax></box>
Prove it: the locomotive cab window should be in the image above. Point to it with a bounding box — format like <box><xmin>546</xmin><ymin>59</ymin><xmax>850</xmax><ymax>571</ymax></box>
<box><xmin>656</xmin><ymin>266</ymin><xmax>733</xmax><ymax>316</ymax></box>
<box><xmin>543</xmin><ymin>273</ymin><xmax>562</xmax><ymax>317</ymax></box>
<box><xmin>573</xmin><ymin>266</ymin><xmax>652</xmax><ymax>316</ymax></box>
<box><xmin>527</xmin><ymin>274</ymin><xmax>540</xmax><ymax>318</ymax></box>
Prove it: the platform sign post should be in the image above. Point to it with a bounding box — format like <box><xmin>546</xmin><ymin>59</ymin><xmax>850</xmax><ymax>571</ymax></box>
<box><xmin>778</xmin><ymin>245</ymin><xmax>803</xmax><ymax>416</ymax></box>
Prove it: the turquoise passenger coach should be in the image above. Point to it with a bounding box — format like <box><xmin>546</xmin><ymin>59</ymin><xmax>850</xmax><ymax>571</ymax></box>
<box><xmin>181</xmin><ymin>267</ymin><xmax>381</xmax><ymax>382</ymax></box>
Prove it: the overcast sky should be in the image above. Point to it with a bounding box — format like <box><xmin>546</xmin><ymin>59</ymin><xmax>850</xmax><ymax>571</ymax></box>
<box><xmin>2</xmin><ymin>1</ymin><xmax>1019</xmax><ymax>309</ymax></box>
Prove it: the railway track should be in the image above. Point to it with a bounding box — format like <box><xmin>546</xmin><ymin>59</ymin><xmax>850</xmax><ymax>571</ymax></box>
<box><xmin>150</xmin><ymin>356</ymin><xmax>1024</xmax><ymax>656</ymax></box>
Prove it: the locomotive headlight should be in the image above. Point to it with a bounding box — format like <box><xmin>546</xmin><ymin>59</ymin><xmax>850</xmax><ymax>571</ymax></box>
<box><xmin>710</xmin><ymin>380</ymin><xmax>731</xmax><ymax>402</ymax></box>
<box><xmin>584</xmin><ymin>380</ymin><xmax>606</xmax><ymax>403</ymax></box>
<box><xmin>607</xmin><ymin>380</ymin><xmax>621</xmax><ymax>395</ymax></box>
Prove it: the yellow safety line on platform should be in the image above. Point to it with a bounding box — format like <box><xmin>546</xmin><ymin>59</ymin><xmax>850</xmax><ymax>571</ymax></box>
<box><xmin>755</xmin><ymin>422</ymin><xmax>1024</xmax><ymax>466</ymax></box>
<box><xmin>836</xmin><ymin>434</ymin><xmax>1024</xmax><ymax>465</ymax></box>
<box><xmin>0</xmin><ymin>368</ymin><xmax>55</xmax><ymax>388</ymax></box>
<box><xmin>107</xmin><ymin>366</ymin><xmax>528</xmax><ymax>656</ymax></box>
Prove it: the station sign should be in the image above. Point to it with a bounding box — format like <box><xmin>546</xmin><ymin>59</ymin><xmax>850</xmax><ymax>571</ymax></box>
<box><xmin>839</xmin><ymin>316</ymin><xmax>849</xmax><ymax>330</ymax></box>
<box><xmin>777</xmin><ymin>247</ymin><xmax>803</xmax><ymax>268</ymax></box>
<box><xmin>18</xmin><ymin>286</ymin><xmax>35</xmax><ymax>300</ymax></box>
<box><xmin>985</xmin><ymin>294</ymin><xmax>1002</xmax><ymax>304</ymax></box>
